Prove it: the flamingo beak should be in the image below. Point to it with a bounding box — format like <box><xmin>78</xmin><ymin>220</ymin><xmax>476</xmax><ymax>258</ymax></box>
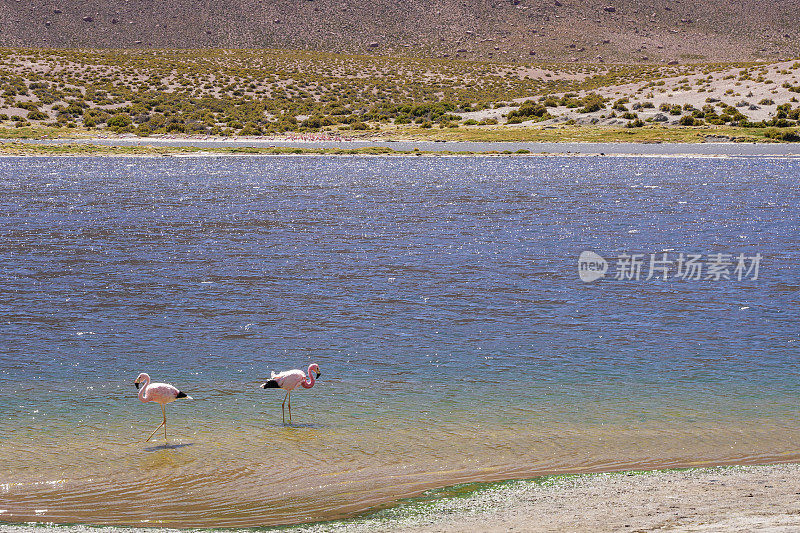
<box><xmin>134</xmin><ymin>381</ymin><xmax>140</xmax><ymax>389</ymax></box>
<box><xmin>315</xmin><ymin>371</ymin><xmax>321</xmax><ymax>378</ymax></box>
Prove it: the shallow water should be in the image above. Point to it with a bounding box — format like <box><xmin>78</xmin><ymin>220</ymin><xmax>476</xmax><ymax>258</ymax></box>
<box><xmin>0</xmin><ymin>156</ymin><xmax>798</xmax><ymax>528</ymax></box>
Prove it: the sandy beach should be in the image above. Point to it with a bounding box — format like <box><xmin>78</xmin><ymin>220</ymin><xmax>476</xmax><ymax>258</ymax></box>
<box><xmin>295</xmin><ymin>463</ymin><xmax>800</xmax><ymax>533</ymax></box>
<box><xmin>3</xmin><ymin>463</ymin><xmax>800</xmax><ymax>532</ymax></box>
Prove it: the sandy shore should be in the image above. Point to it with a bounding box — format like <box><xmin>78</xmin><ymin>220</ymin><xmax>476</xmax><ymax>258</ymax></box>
<box><xmin>297</xmin><ymin>463</ymin><xmax>800</xmax><ymax>533</ymax></box>
<box><xmin>3</xmin><ymin>463</ymin><xmax>800</xmax><ymax>532</ymax></box>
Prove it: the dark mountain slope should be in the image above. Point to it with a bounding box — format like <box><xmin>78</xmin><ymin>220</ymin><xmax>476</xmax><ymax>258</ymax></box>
<box><xmin>1</xmin><ymin>0</ymin><xmax>798</xmax><ymax>62</ymax></box>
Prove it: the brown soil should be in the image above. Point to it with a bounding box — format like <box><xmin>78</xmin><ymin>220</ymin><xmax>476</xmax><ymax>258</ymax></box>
<box><xmin>1</xmin><ymin>0</ymin><xmax>798</xmax><ymax>63</ymax></box>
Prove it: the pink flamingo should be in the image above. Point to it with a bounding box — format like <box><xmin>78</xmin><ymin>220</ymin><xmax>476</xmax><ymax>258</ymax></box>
<box><xmin>134</xmin><ymin>372</ymin><xmax>192</xmax><ymax>442</ymax></box>
<box><xmin>260</xmin><ymin>364</ymin><xmax>321</xmax><ymax>423</ymax></box>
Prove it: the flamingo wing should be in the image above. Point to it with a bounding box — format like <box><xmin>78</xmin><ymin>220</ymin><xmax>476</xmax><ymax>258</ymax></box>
<box><xmin>146</xmin><ymin>382</ymin><xmax>187</xmax><ymax>403</ymax></box>
<box><xmin>266</xmin><ymin>369</ymin><xmax>306</xmax><ymax>390</ymax></box>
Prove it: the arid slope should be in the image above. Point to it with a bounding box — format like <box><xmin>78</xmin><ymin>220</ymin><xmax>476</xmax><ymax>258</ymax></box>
<box><xmin>1</xmin><ymin>0</ymin><xmax>799</xmax><ymax>63</ymax></box>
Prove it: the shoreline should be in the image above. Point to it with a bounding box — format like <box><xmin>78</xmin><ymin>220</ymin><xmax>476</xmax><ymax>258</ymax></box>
<box><xmin>302</xmin><ymin>462</ymin><xmax>800</xmax><ymax>533</ymax></box>
<box><xmin>2</xmin><ymin>136</ymin><xmax>800</xmax><ymax>157</ymax></box>
<box><xmin>3</xmin><ymin>462</ymin><xmax>800</xmax><ymax>532</ymax></box>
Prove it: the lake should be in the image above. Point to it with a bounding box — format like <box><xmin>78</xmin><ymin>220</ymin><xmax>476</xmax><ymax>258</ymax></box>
<box><xmin>0</xmin><ymin>155</ymin><xmax>798</xmax><ymax>528</ymax></box>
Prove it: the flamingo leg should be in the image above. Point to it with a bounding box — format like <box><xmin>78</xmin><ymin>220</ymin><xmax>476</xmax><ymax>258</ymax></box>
<box><xmin>281</xmin><ymin>392</ymin><xmax>288</xmax><ymax>424</ymax></box>
<box><xmin>145</xmin><ymin>423</ymin><xmax>163</xmax><ymax>442</ymax></box>
<box><xmin>288</xmin><ymin>392</ymin><xmax>292</xmax><ymax>423</ymax></box>
<box><xmin>144</xmin><ymin>404</ymin><xmax>167</xmax><ymax>443</ymax></box>
<box><xmin>145</xmin><ymin>405</ymin><xmax>167</xmax><ymax>442</ymax></box>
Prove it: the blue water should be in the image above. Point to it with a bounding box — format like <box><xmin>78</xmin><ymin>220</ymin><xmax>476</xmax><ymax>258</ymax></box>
<box><xmin>0</xmin><ymin>155</ymin><xmax>798</xmax><ymax>527</ymax></box>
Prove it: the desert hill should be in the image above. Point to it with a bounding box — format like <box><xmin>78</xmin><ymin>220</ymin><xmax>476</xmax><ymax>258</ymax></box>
<box><xmin>0</xmin><ymin>0</ymin><xmax>798</xmax><ymax>62</ymax></box>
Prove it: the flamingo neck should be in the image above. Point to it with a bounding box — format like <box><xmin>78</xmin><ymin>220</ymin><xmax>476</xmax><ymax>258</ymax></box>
<box><xmin>301</xmin><ymin>367</ymin><xmax>316</xmax><ymax>389</ymax></box>
<box><xmin>138</xmin><ymin>376</ymin><xmax>151</xmax><ymax>402</ymax></box>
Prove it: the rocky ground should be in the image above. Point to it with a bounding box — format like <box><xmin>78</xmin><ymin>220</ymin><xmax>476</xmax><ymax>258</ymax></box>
<box><xmin>1</xmin><ymin>0</ymin><xmax>799</xmax><ymax>63</ymax></box>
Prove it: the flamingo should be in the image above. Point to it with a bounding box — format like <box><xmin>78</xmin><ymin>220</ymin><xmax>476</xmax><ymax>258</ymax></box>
<box><xmin>260</xmin><ymin>363</ymin><xmax>321</xmax><ymax>424</ymax></box>
<box><xmin>134</xmin><ymin>372</ymin><xmax>192</xmax><ymax>442</ymax></box>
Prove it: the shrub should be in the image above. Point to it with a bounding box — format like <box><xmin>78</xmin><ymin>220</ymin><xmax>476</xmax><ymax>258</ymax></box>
<box><xmin>507</xmin><ymin>100</ymin><xmax>549</xmax><ymax>119</ymax></box>
<box><xmin>764</xmin><ymin>128</ymin><xmax>800</xmax><ymax>141</ymax></box>
<box><xmin>107</xmin><ymin>113</ymin><xmax>132</xmax><ymax>128</ymax></box>
<box><xmin>578</xmin><ymin>94</ymin><xmax>606</xmax><ymax>113</ymax></box>
<box><xmin>27</xmin><ymin>110</ymin><xmax>48</xmax><ymax>120</ymax></box>
<box><xmin>769</xmin><ymin>118</ymin><xmax>792</xmax><ymax>127</ymax></box>
<box><xmin>240</xmin><ymin>123</ymin><xmax>263</xmax><ymax>135</ymax></box>
<box><xmin>301</xmin><ymin>116</ymin><xmax>323</xmax><ymax>129</ymax></box>
<box><xmin>776</xmin><ymin>103</ymin><xmax>791</xmax><ymax>118</ymax></box>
